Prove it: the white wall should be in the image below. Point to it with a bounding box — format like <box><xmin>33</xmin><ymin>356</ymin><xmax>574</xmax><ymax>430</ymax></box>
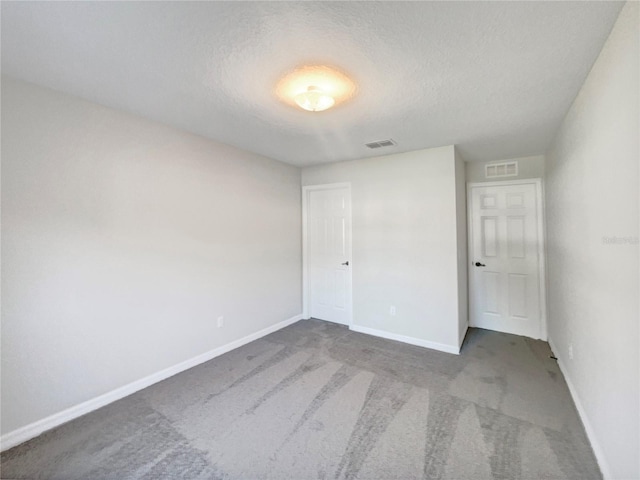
<box><xmin>454</xmin><ymin>148</ymin><xmax>468</xmax><ymax>346</ymax></box>
<box><xmin>1</xmin><ymin>78</ymin><xmax>302</xmax><ymax>438</ymax></box>
<box><xmin>544</xmin><ymin>3</ymin><xmax>639</xmax><ymax>479</ymax></box>
<box><xmin>302</xmin><ymin>146</ymin><xmax>465</xmax><ymax>352</ymax></box>
<box><xmin>465</xmin><ymin>155</ymin><xmax>545</xmax><ymax>183</ymax></box>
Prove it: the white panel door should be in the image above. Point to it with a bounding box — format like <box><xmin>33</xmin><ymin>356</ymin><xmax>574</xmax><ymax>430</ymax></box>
<box><xmin>469</xmin><ymin>182</ymin><xmax>544</xmax><ymax>338</ymax></box>
<box><xmin>308</xmin><ymin>187</ymin><xmax>352</xmax><ymax>325</ymax></box>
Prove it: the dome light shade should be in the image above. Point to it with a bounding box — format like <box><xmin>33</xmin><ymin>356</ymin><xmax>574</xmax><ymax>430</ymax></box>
<box><xmin>276</xmin><ymin>65</ymin><xmax>356</xmax><ymax>112</ymax></box>
<box><xmin>294</xmin><ymin>86</ymin><xmax>335</xmax><ymax>112</ymax></box>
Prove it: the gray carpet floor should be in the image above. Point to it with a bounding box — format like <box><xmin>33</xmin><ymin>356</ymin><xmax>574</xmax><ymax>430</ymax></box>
<box><xmin>1</xmin><ymin>319</ymin><xmax>600</xmax><ymax>479</ymax></box>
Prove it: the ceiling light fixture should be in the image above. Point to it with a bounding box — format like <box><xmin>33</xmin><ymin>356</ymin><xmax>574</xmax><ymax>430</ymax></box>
<box><xmin>294</xmin><ymin>86</ymin><xmax>335</xmax><ymax>112</ymax></box>
<box><xmin>276</xmin><ymin>65</ymin><xmax>357</xmax><ymax>113</ymax></box>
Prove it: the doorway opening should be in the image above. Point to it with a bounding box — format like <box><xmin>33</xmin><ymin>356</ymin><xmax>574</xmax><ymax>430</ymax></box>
<box><xmin>467</xmin><ymin>179</ymin><xmax>547</xmax><ymax>339</ymax></box>
<box><xmin>302</xmin><ymin>183</ymin><xmax>353</xmax><ymax>326</ymax></box>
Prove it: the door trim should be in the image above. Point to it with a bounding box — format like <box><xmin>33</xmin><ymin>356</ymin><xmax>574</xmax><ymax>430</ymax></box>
<box><xmin>302</xmin><ymin>183</ymin><xmax>353</xmax><ymax>326</ymax></box>
<box><xmin>466</xmin><ymin>178</ymin><xmax>548</xmax><ymax>340</ymax></box>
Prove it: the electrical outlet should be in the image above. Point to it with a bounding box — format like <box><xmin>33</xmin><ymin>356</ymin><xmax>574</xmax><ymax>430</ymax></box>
<box><xmin>389</xmin><ymin>306</ymin><xmax>396</xmax><ymax>316</ymax></box>
<box><xmin>217</xmin><ymin>316</ymin><xmax>224</xmax><ymax>328</ymax></box>
<box><xmin>568</xmin><ymin>343</ymin><xmax>573</xmax><ymax>360</ymax></box>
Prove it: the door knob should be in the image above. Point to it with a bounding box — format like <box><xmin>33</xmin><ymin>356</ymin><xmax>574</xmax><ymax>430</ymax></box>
<box><xmin>341</xmin><ymin>261</ymin><xmax>349</xmax><ymax>266</ymax></box>
<box><xmin>475</xmin><ymin>261</ymin><xmax>486</xmax><ymax>267</ymax></box>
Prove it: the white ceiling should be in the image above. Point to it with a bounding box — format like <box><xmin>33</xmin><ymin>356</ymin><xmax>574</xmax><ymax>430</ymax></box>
<box><xmin>1</xmin><ymin>1</ymin><xmax>623</xmax><ymax>167</ymax></box>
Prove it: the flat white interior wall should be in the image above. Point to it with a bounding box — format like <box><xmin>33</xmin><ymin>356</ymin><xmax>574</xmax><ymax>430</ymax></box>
<box><xmin>454</xmin><ymin>149</ymin><xmax>468</xmax><ymax>346</ymax></box>
<box><xmin>1</xmin><ymin>78</ymin><xmax>302</xmax><ymax>437</ymax></box>
<box><xmin>544</xmin><ymin>3</ymin><xmax>639</xmax><ymax>479</ymax></box>
<box><xmin>302</xmin><ymin>146</ymin><xmax>463</xmax><ymax>351</ymax></box>
<box><xmin>465</xmin><ymin>155</ymin><xmax>545</xmax><ymax>183</ymax></box>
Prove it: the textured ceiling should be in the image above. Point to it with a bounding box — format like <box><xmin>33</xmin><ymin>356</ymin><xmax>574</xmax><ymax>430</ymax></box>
<box><xmin>1</xmin><ymin>1</ymin><xmax>624</xmax><ymax>166</ymax></box>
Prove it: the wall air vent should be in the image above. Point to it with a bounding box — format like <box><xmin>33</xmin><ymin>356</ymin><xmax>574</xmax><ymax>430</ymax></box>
<box><xmin>485</xmin><ymin>161</ymin><xmax>518</xmax><ymax>178</ymax></box>
<box><xmin>365</xmin><ymin>139</ymin><xmax>396</xmax><ymax>149</ymax></box>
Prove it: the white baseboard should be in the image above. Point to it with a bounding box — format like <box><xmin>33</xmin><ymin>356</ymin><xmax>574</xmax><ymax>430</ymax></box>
<box><xmin>548</xmin><ymin>338</ymin><xmax>611</xmax><ymax>480</ymax></box>
<box><xmin>0</xmin><ymin>313</ymin><xmax>303</xmax><ymax>452</ymax></box>
<box><xmin>349</xmin><ymin>324</ymin><xmax>460</xmax><ymax>355</ymax></box>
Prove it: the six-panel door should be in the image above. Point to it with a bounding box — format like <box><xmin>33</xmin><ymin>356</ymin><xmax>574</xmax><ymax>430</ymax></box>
<box><xmin>308</xmin><ymin>187</ymin><xmax>352</xmax><ymax>325</ymax></box>
<box><xmin>469</xmin><ymin>183</ymin><xmax>542</xmax><ymax>338</ymax></box>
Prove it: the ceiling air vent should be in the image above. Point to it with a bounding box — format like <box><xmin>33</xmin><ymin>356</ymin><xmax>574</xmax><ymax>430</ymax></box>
<box><xmin>365</xmin><ymin>139</ymin><xmax>396</xmax><ymax>149</ymax></box>
<box><xmin>485</xmin><ymin>161</ymin><xmax>518</xmax><ymax>178</ymax></box>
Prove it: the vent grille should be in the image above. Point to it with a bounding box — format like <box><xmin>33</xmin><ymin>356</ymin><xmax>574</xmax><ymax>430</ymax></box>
<box><xmin>485</xmin><ymin>161</ymin><xmax>518</xmax><ymax>178</ymax></box>
<box><xmin>365</xmin><ymin>139</ymin><xmax>396</xmax><ymax>149</ymax></box>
